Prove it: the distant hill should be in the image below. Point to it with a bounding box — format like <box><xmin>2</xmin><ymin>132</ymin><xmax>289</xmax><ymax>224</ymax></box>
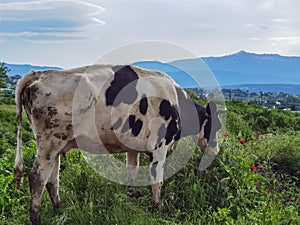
<box><xmin>201</xmin><ymin>50</ymin><xmax>300</xmax><ymax>85</ymax></box>
<box><xmin>4</xmin><ymin>51</ymin><xmax>300</xmax><ymax>94</ymax></box>
<box><xmin>134</xmin><ymin>51</ymin><xmax>300</xmax><ymax>94</ymax></box>
<box><xmin>6</xmin><ymin>63</ymin><xmax>62</xmax><ymax>76</ymax></box>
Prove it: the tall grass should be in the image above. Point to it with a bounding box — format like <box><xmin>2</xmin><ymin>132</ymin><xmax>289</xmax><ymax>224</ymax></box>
<box><xmin>0</xmin><ymin>101</ymin><xmax>299</xmax><ymax>224</ymax></box>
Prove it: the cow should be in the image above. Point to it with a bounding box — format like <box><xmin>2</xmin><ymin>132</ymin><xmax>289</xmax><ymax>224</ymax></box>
<box><xmin>14</xmin><ymin>64</ymin><xmax>222</xmax><ymax>225</ymax></box>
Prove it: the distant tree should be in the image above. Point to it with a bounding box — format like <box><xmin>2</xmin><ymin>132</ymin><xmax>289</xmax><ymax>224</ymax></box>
<box><xmin>0</xmin><ymin>62</ymin><xmax>10</xmax><ymax>88</ymax></box>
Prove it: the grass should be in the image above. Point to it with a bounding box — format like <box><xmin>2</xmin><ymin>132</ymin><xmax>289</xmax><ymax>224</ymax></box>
<box><xmin>0</xmin><ymin>99</ymin><xmax>299</xmax><ymax>224</ymax></box>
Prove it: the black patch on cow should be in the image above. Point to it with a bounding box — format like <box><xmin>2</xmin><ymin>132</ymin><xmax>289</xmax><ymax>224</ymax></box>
<box><xmin>66</xmin><ymin>124</ymin><xmax>73</xmax><ymax>131</ymax></box>
<box><xmin>159</xmin><ymin>100</ymin><xmax>172</xmax><ymax>120</ymax></box>
<box><xmin>204</xmin><ymin>102</ymin><xmax>222</xmax><ymax>142</ymax></box>
<box><xmin>54</xmin><ymin>133</ymin><xmax>61</xmax><ymax>139</ymax></box>
<box><xmin>146</xmin><ymin>152</ymin><xmax>153</xmax><ymax>162</ymax></box>
<box><xmin>61</xmin><ymin>133</ymin><xmax>68</xmax><ymax>140</ymax></box>
<box><xmin>165</xmin><ymin>119</ymin><xmax>180</xmax><ymax>145</ymax></box>
<box><xmin>156</xmin><ymin>124</ymin><xmax>166</xmax><ymax>149</ymax></box>
<box><xmin>45</xmin><ymin>119</ymin><xmax>59</xmax><ymax>129</ymax></box>
<box><xmin>128</xmin><ymin>115</ymin><xmax>136</xmax><ymax>129</ymax></box>
<box><xmin>125</xmin><ymin>115</ymin><xmax>143</xmax><ymax>137</ymax></box>
<box><xmin>105</xmin><ymin>65</ymin><xmax>139</xmax><ymax>106</ymax></box>
<box><xmin>47</xmin><ymin>106</ymin><xmax>57</xmax><ymax>118</ymax></box>
<box><xmin>151</xmin><ymin>161</ymin><xmax>158</xmax><ymax>180</ymax></box>
<box><xmin>159</xmin><ymin>99</ymin><xmax>179</xmax><ymax>123</ymax></box>
<box><xmin>174</xmin><ymin>129</ymin><xmax>181</xmax><ymax>142</ymax></box>
<box><xmin>111</xmin><ymin>118</ymin><xmax>122</xmax><ymax>130</ymax></box>
<box><xmin>139</xmin><ymin>96</ymin><xmax>148</xmax><ymax>115</ymax></box>
<box><xmin>194</xmin><ymin>102</ymin><xmax>206</xmax><ymax>121</ymax></box>
<box><xmin>131</xmin><ymin>119</ymin><xmax>143</xmax><ymax>137</ymax></box>
<box><xmin>53</xmin><ymin>132</ymin><xmax>67</xmax><ymax>140</ymax></box>
<box><xmin>32</xmin><ymin>108</ymin><xmax>44</xmax><ymax>120</ymax></box>
<box><xmin>46</xmin><ymin>92</ymin><xmax>51</xmax><ymax>96</ymax></box>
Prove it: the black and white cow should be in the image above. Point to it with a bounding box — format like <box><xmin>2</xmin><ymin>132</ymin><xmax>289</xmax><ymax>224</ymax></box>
<box><xmin>14</xmin><ymin>64</ymin><xmax>222</xmax><ymax>225</ymax></box>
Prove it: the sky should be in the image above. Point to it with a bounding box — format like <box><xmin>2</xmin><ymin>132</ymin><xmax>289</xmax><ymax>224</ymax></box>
<box><xmin>0</xmin><ymin>0</ymin><xmax>300</xmax><ymax>68</ymax></box>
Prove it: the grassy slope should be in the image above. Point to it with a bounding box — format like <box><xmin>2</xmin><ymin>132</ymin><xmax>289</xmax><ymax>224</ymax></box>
<box><xmin>0</xmin><ymin>100</ymin><xmax>299</xmax><ymax>225</ymax></box>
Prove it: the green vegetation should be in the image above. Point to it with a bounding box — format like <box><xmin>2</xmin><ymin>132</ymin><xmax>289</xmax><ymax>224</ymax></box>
<box><xmin>0</xmin><ymin>98</ymin><xmax>299</xmax><ymax>224</ymax></box>
<box><xmin>0</xmin><ymin>62</ymin><xmax>10</xmax><ymax>88</ymax></box>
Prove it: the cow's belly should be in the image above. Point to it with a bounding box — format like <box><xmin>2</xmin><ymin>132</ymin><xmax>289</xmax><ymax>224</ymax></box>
<box><xmin>74</xmin><ymin>130</ymin><xmax>149</xmax><ymax>154</ymax></box>
<box><xmin>73</xmin><ymin>105</ymin><xmax>150</xmax><ymax>154</ymax></box>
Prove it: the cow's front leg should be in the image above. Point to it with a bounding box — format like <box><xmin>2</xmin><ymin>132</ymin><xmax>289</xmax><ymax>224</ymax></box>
<box><xmin>29</xmin><ymin>152</ymin><xmax>56</xmax><ymax>225</ymax></box>
<box><xmin>126</xmin><ymin>151</ymin><xmax>140</xmax><ymax>195</ymax></box>
<box><xmin>46</xmin><ymin>155</ymin><xmax>62</xmax><ymax>211</ymax></box>
<box><xmin>149</xmin><ymin>147</ymin><xmax>167</xmax><ymax>209</ymax></box>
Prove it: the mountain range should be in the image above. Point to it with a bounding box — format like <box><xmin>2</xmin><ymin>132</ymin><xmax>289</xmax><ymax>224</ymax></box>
<box><xmin>6</xmin><ymin>64</ymin><xmax>62</xmax><ymax>76</ymax></box>
<box><xmin>4</xmin><ymin>50</ymin><xmax>300</xmax><ymax>95</ymax></box>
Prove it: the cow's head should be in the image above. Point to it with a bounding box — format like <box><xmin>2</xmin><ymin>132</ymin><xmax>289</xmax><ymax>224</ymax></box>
<box><xmin>193</xmin><ymin>101</ymin><xmax>225</xmax><ymax>171</ymax></box>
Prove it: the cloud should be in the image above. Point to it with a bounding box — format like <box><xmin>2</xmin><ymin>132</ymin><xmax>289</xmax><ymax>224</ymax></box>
<box><xmin>1</xmin><ymin>0</ymin><xmax>300</xmax><ymax>68</ymax></box>
<box><xmin>0</xmin><ymin>0</ymin><xmax>105</xmax><ymax>42</ymax></box>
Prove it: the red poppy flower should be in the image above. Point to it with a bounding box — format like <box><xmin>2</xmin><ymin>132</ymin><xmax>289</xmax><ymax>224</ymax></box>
<box><xmin>258</xmin><ymin>165</ymin><xmax>265</xmax><ymax>170</ymax></box>
<box><xmin>250</xmin><ymin>165</ymin><xmax>256</xmax><ymax>172</ymax></box>
<box><xmin>223</xmin><ymin>131</ymin><xmax>229</xmax><ymax>136</ymax></box>
<box><xmin>211</xmin><ymin>172</ymin><xmax>215</xmax><ymax>177</ymax></box>
<box><xmin>239</xmin><ymin>139</ymin><xmax>246</xmax><ymax>144</ymax></box>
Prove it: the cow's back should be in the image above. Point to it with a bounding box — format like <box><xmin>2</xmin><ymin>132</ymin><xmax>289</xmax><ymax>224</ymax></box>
<box><xmin>24</xmin><ymin>64</ymin><xmax>181</xmax><ymax>154</ymax></box>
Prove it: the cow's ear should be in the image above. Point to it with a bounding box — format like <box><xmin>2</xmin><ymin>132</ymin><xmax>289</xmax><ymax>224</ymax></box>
<box><xmin>206</xmin><ymin>102</ymin><xmax>217</xmax><ymax>116</ymax></box>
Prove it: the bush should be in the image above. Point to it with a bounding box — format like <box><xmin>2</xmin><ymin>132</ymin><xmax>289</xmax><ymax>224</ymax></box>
<box><xmin>226</xmin><ymin>101</ymin><xmax>300</xmax><ymax>137</ymax></box>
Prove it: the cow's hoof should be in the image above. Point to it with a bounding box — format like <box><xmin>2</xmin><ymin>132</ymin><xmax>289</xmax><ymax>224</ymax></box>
<box><xmin>53</xmin><ymin>202</ymin><xmax>63</xmax><ymax>214</ymax></box>
<box><xmin>151</xmin><ymin>202</ymin><xmax>161</xmax><ymax>212</ymax></box>
<box><xmin>127</xmin><ymin>188</ymin><xmax>142</xmax><ymax>198</ymax></box>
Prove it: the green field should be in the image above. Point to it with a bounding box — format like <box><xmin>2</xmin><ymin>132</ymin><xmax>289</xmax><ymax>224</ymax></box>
<box><xmin>0</xmin><ymin>97</ymin><xmax>299</xmax><ymax>225</ymax></box>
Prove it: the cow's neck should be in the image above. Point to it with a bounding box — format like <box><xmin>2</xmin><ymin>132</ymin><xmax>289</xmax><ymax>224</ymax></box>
<box><xmin>175</xmin><ymin>87</ymin><xmax>206</xmax><ymax>138</ymax></box>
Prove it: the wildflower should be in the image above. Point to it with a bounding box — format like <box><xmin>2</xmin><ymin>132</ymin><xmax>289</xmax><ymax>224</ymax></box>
<box><xmin>258</xmin><ymin>165</ymin><xmax>265</xmax><ymax>170</ymax></box>
<box><xmin>250</xmin><ymin>165</ymin><xmax>256</xmax><ymax>172</ymax></box>
<box><xmin>239</xmin><ymin>139</ymin><xmax>246</xmax><ymax>144</ymax></box>
<box><xmin>211</xmin><ymin>172</ymin><xmax>215</xmax><ymax>177</ymax></box>
<box><xmin>223</xmin><ymin>131</ymin><xmax>229</xmax><ymax>136</ymax></box>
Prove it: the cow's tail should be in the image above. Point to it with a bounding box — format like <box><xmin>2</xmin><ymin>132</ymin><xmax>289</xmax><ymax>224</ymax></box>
<box><xmin>14</xmin><ymin>71</ymin><xmax>39</xmax><ymax>190</ymax></box>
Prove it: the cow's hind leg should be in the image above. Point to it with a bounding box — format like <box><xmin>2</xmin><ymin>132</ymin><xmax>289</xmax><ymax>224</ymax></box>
<box><xmin>126</xmin><ymin>151</ymin><xmax>140</xmax><ymax>196</ymax></box>
<box><xmin>46</xmin><ymin>155</ymin><xmax>62</xmax><ymax>211</ymax></box>
<box><xmin>29</xmin><ymin>150</ymin><xmax>57</xmax><ymax>225</ymax></box>
<box><xmin>149</xmin><ymin>147</ymin><xmax>167</xmax><ymax>209</ymax></box>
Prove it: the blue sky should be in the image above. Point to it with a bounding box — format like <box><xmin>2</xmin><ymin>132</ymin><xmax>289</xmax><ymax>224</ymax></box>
<box><xmin>0</xmin><ymin>0</ymin><xmax>300</xmax><ymax>68</ymax></box>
